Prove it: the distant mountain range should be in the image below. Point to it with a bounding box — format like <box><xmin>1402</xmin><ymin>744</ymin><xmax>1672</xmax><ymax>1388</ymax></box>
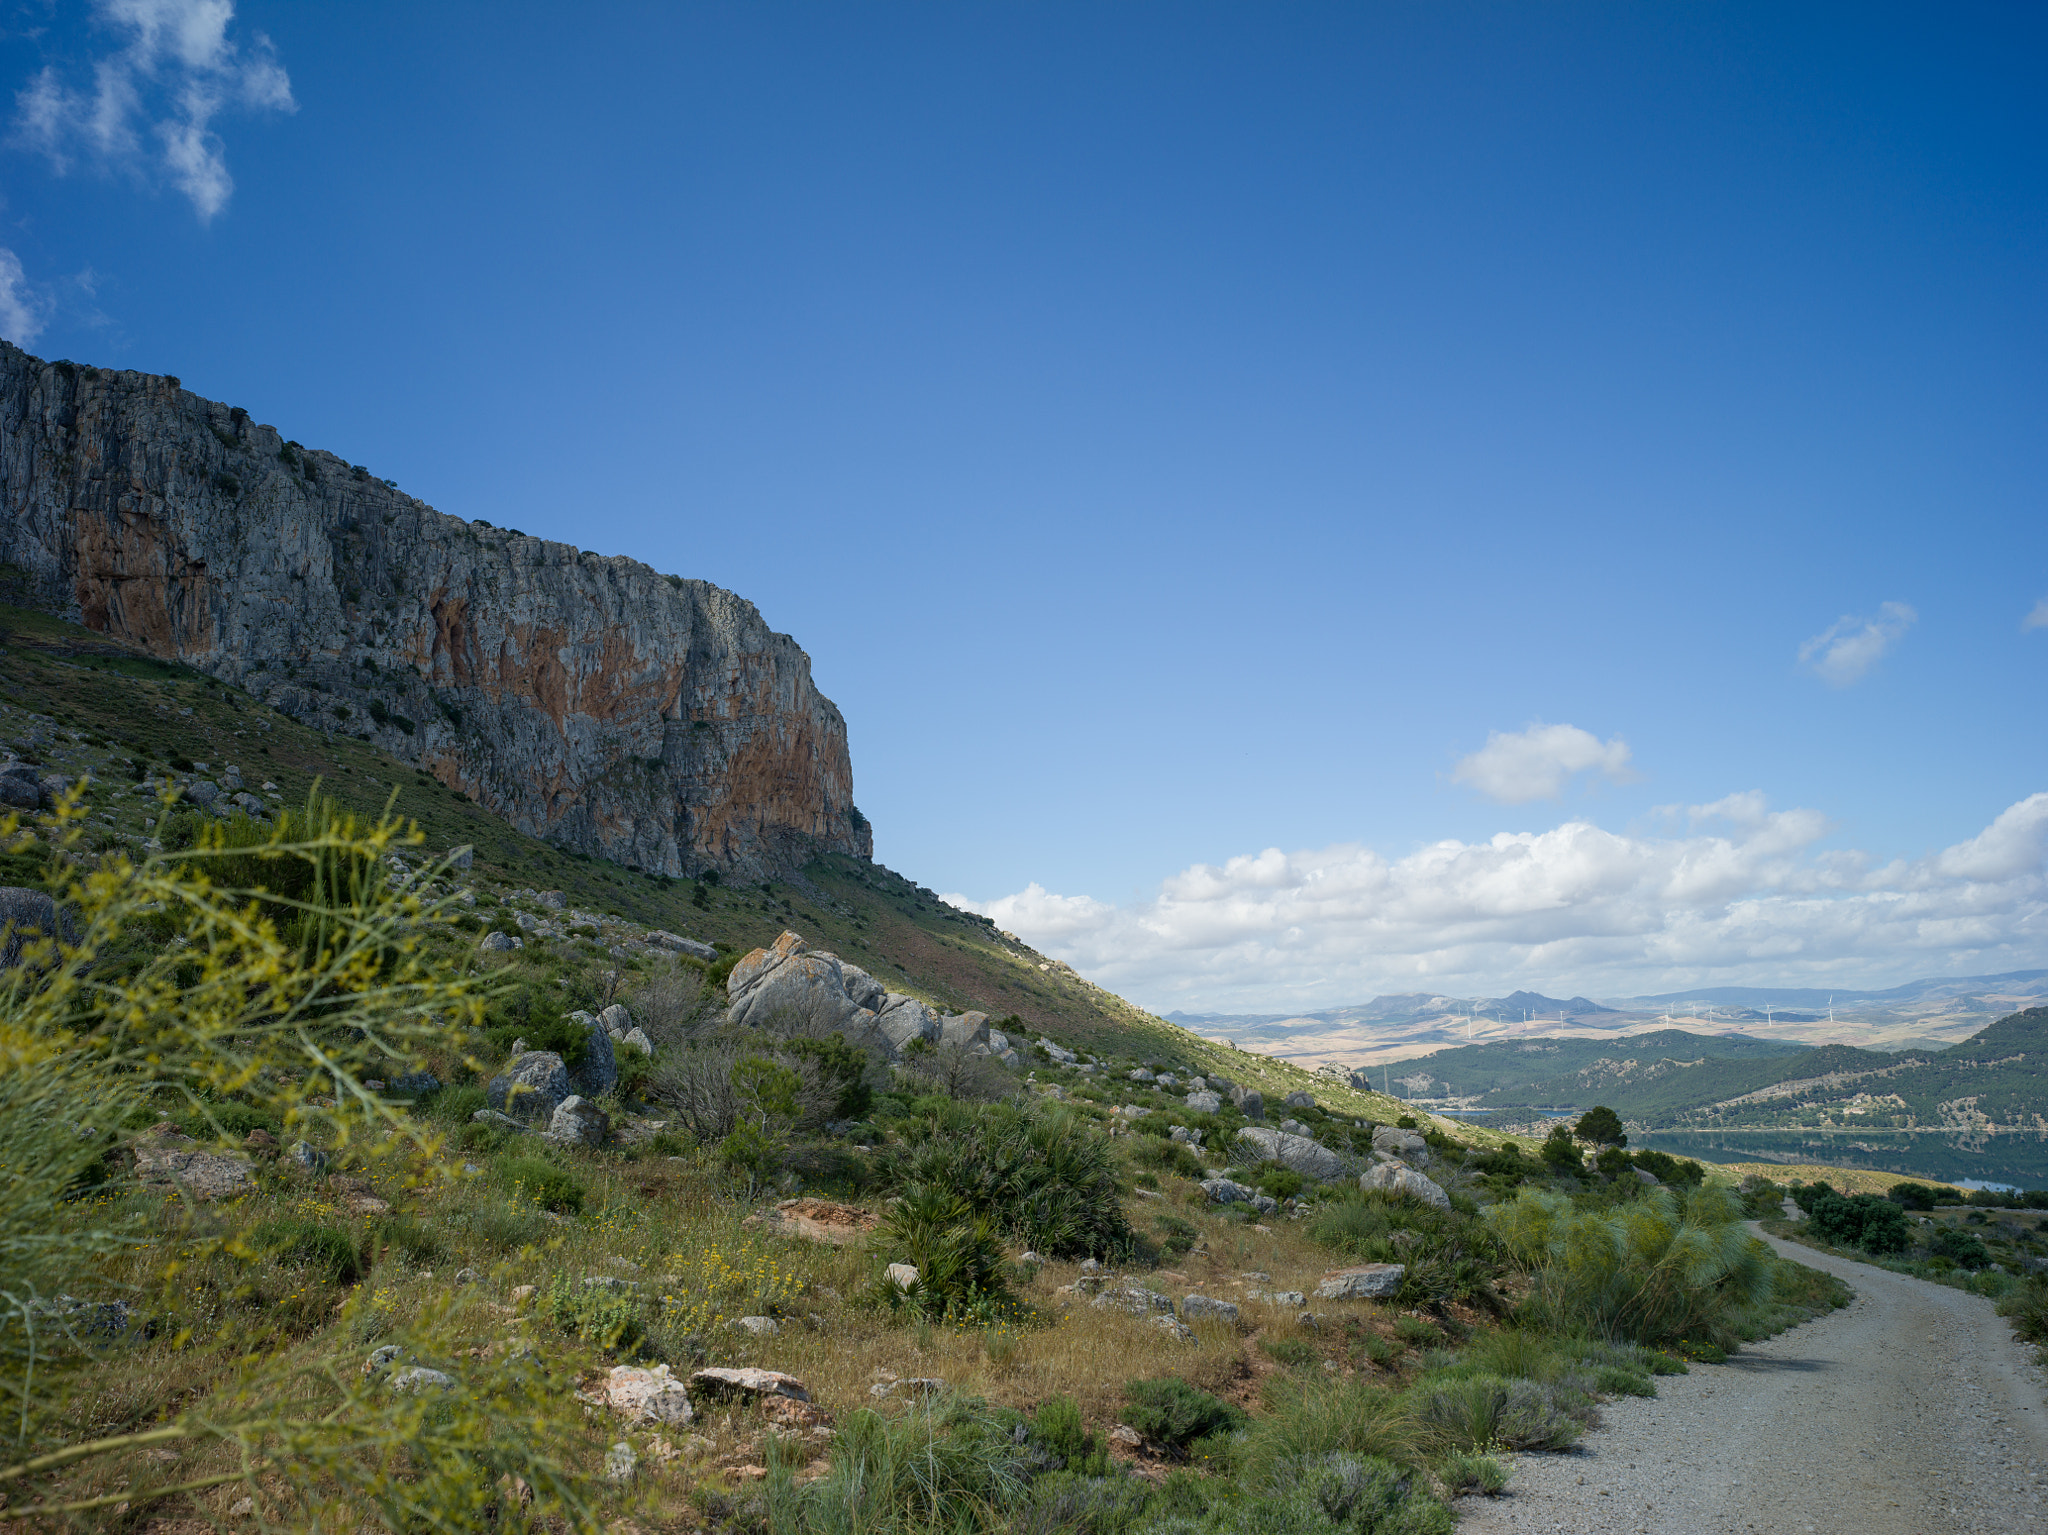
<box><xmin>1613</xmin><ymin>970</ymin><xmax>2048</xmax><ymax>1009</ymax></box>
<box><xmin>1165</xmin><ymin>988</ymin><xmax>1618</xmax><ymax>1030</ymax></box>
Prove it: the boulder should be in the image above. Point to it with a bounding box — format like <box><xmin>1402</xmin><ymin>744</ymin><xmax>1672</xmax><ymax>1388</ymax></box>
<box><xmin>0</xmin><ymin>886</ymin><xmax>67</xmax><ymax>968</ymax></box>
<box><xmin>1151</xmin><ymin>1315</ymin><xmax>1198</xmax><ymax>1343</ymax></box>
<box><xmin>1184</xmin><ymin>1090</ymin><xmax>1222</xmax><ymax>1114</ymax></box>
<box><xmin>573</xmin><ymin>1016</ymin><xmax>618</xmax><ymax>1097</ymax></box>
<box><xmin>598</xmin><ymin>1003</ymin><xmax>633</xmax><ymax>1037</ymax></box>
<box><xmin>606</xmin><ymin>1443</ymin><xmax>638</xmax><ymax>1484</ymax></box>
<box><xmin>1232</xmin><ymin>1087</ymin><xmax>1265</xmax><ymax>1121</ymax></box>
<box><xmin>487</xmin><ymin>1052</ymin><xmax>571</xmax><ymax>1124</ymax></box>
<box><xmin>389</xmin><ymin>1366</ymin><xmax>455</xmax><ymax>1394</ymax></box>
<box><xmin>1370</xmin><ymin>1126</ymin><xmax>1429</xmax><ymax>1163</ymax></box>
<box><xmin>1036</xmin><ymin>1037</ymin><xmax>1078</xmax><ymax>1065</ymax></box>
<box><xmin>1199</xmin><ymin>1177</ymin><xmax>1257</xmax><ymax>1205</ymax></box>
<box><xmin>1091</xmin><ymin>1284</ymin><xmax>1176</xmax><ymax>1317</ymax></box>
<box><xmin>599</xmin><ymin>1364</ymin><xmax>695</xmax><ymax>1425</ymax></box>
<box><xmin>876</xmin><ymin>996</ymin><xmax>940</xmax><ymax>1053</ymax></box>
<box><xmin>537</xmin><ymin>890</ymin><xmax>567</xmax><ymax>910</ymax></box>
<box><xmin>184</xmin><ymin>780</ymin><xmax>219</xmax><ymax>807</ymax></box>
<box><xmin>938</xmin><ymin>1012</ymin><xmax>991</xmax><ymax>1050</ymax></box>
<box><xmin>885</xmin><ymin>1263</ymin><xmax>920</xmax><ymax>1289</ymax></box>
<box><xmin>1283</xmin><ymin>1090</ymin><xmax>1316</xmax><ymax>1109</ymax></box>
<box><xmin>1235</xmin><ymin>1126</ymin><xmax>1346</xmax><ymax>1182</ymax></box>
<box><xmin>621</xmin><ymin>1026</ymin><xmax>655</xmax><ymax>1057</ymax></box>
<box><xmin>231</xmin><ymin>792</ymin><xmax>266</xmax><ymax>816</ymax></box>
<box><xmin>544</xmin><ymin>1095</ymin><xmax>611</xmax><ymax>1147</ymax></box>
<box><xmin>647</xmin><ymin>929</ymin><xmax>717</xmax><ymax>960</ymax></box>
<box><xmin>727</xmin><ymin>930</ymin><xmax>808</xmax><ymax>994</ymax></box>
<box><xmin>1314</xmin><ymin>1264</ymin><xmax>1406</xmax><ymax>1301</ymax></box>
<box><xmin>731</xmin><ymin>1315</ymin><xmax>779</xmax><ymax>1336</ymax></box>
<box><xmin>1128</xmin><ymin>1068</ymin><xmax>1156</xmax><ymax>1083</ymax></box>
<box><xmin>837</xmin><ymin>962</ymin><xmax>888</xmax><ymax>1011</ymax></box>
<box><xmin>390</xmin><ymin>1071</ymin><xmax>441</xmax><ymax>1096</ymax></box>
<box><xmin>728</xmin><ymin>935</ymin><xmax>892</xmax><ymax>1054</ymax></box>
<box><xmin>0</xmin><ymin>764</ymin><xmax>41</xmax><ymax>809</ymax></box>
<box><xmin>1181</xmin><ymin>1294</ymin><xmax>1240</xmax><ymax>1323</ymax></box>
<box><xmin>1359</xmin><ymin>1161</ymin><xmax>1450</xmax><ymax>1210</ymax></box>
<box><xmin>688</xmin><ymin>1367</ymin><xmax>811</xmax><ymax>1404</ymax></box>
<box><xmin>1169</xmin><ymin>1126</ymin><xmax>1204</xmax><ymax>1147</ymax></box>
<box><xmin>1250</xmin><ymin>1290</ymin><xmax>1308</xmax><ymax>1308</ymax></box>
<box><xmin>1632</xmin><ymin>1165</ymin><xmax>1661</xmax><ymax>1186</ymax></box>
<box><xmin>471</xmin><ymin>1109</ymin><xmax>528</xmax><ymax>1133</ymax></box>
<box><xmin>479</xmin><ymin>931</ymin><xmax>519</xmax><ymax>952</ymax></box>
<box><xmin>131</xmin><ymin>1129</ymin><xmax>252</xmax><ymax>1200</ymax></box>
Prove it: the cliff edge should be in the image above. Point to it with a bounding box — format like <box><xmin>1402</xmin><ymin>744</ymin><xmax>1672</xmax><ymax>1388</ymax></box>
<box><xmin>0</xmin><ymin>343</ymin><xmax>871</xmax><ymax>879</ymax></box>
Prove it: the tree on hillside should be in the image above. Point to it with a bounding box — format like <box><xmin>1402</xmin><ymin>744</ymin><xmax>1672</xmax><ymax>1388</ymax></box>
<box><xmin>1540</xmin><ymin>1123</ymin><xmax>1584</xmax><ymax>1172</ymax></box>
<box><xmin>1574</xmin><ymin>1105</ymin><xmax>1627</xmax><ymax>1148</ymax></box>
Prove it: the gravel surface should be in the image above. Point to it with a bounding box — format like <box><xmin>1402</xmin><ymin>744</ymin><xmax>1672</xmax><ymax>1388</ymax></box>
<box><xmin>1458</xmin><ymin>1225</ymin><xmax>2048</xmax><ymax>1534</ymax></box>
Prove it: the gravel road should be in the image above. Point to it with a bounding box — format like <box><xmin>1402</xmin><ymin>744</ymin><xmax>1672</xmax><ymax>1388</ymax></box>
<box><xmin>1458</xmin><ymin>1226</ymin><xmax>2048</xmax><ymax>1534</ymax></box>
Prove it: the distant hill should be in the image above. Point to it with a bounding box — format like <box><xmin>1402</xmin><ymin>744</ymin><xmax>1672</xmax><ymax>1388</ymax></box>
<box><xmin>1388</xmin><ymin>1029</ymin><xmax>1807</xmax><ymax>1108</ymax></box>
<box><xmin>1615</xmin><ymin>971</ymin><xmax>2048</xmax><ymax>1009</ymax></box>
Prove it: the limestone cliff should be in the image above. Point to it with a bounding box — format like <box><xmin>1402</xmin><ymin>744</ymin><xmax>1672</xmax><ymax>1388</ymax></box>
<box><xmin>0</xmin><ymin>343</ymin><xmax>871</xmax><ymax>879</ymax></box>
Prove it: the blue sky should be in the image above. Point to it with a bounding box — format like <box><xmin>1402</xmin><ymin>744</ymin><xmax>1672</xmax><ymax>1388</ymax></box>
<box><xmin>3</xmin><ymin>2</ymin><xmax>2044</xmax><ymax>1008</ymax></box>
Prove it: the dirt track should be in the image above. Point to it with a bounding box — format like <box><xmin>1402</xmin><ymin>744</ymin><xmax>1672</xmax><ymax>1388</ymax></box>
<box><xmin>1458</xmin><ymin>1227</ymin><xmax>2048</xmax><ymax>1534</ymax></box>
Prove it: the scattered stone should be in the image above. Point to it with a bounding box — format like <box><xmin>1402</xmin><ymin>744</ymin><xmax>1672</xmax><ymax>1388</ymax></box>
<box><xmin>486</xmin><ymin>1051</ymin><xmax>570</xmax><ymax>1123</ymax></box>
<box><xmin>1633</xmin><ymin>1166</ymin><xmax>1662</xmax><ymax>1186</ymax></box>
<box><xmin>1037</xmin><ymin>1037</ymin><xmax>1078</xmax><ymax>1065</ymax></box>
<box><xmin>228</xmin><ymin>1496</ymin><xmax>256</xmax><ymax>1518</ymax></box>
<box><xmin>1109</xmin><ymin>1423</ymin><xmax>1144</xmax><ymax>1447</ymax></box>
<box><xmin>647</xmin><ymin>929</ymin><xmax>717</xmax><ymax>959</ymax></box>
<box><xmin>1359</xmin><ymin>1161</ymin><xmax>1450</xmax><ymax>1211</ymax></box>
<box><xmin>1017</xmin><ymin>1251</ymin><xmax>1044</xmax><ymax>1267</ymax></box>
<box><xmin>885</xmin><ymin>1263</ymin><xmax>920</xmax><ymax>1289</ymax></box>
<box><xmin>1199</xmin><ymin>1177</ymin><xmax>1256</xmax><ymax>1206</ymax></box>
<box><xmin>1128</xmin><ymin>1068</ymin><xmax>1156</xmax><ymax>1083</ymax></box>
<box><xmin>544</xmin><ymin>1094</ymin><xmax>611</xmax><ymax>1147</ymax></box>
<box><xmin>1370</xmin><ymin>1126</ymin><xmax>1429</xmax><ymax>1165</ymax></box>
<box><xmin>1314</xmin><ymin>1264</ymin><xmax>1407</xmax><ymax>1301</ymax></box>
<box><xmin>598</xmin><ymin>1002</ymin><xmax>634</xmax><ymax>1037</ymax></box>
<box><xmin>1183</xmin><ymin>1090</ymin><xmax>1223</xmax><ymax>1114</ymax></box>
<box><xmin>1080</xmin><ymin>1257</ymin><xmax>1106</xmax><ymax>1274</ymax></box>
<box><xmin>131</xmin><ymin>1128</ymin><xmax>254</xmax><ymax>1200</ymax></box>
<box><xmin>287</xmin><ymin>1140</ymin><xmax>327</xmax><ymax>1175</ymax></box>
<box><xmin>1232</xmin><ymin>1086</ymin><xmax>1265</xmax><ymax>1121</ymax></box>
<box><xmin>605</xmin><ymin>1442</ymin><xmax>638</xmax><ymax>1484</ymax></box>
<box><xmin>479</xmin><ymin>931</ymin><xmax>519</xmax><ymax>952</ymax></box>
<box><xmin>537</xmin><ymin>890</ymin><xmax>567</xmax><ymax>910</ymax></box>
<box><xmin>1092</xmin><ymin>1284</ymin><xmax>1177</xmax><ymax>1317</ymax></box>
<box><xmin>688</xmin><ymin>1367</ymin><xmax>812</xmax><ymax>1404</ymax></box>
<box><xmin>621</xmin><ymin>1026</ymin><xmax>655</xmax><ymax>1057</ymax></box>
<box><xmin>453</xmin><ymin>1268</ymin><xmax>479</xmax><ymax>1285</ymax></box>
<box><xmin>470</xmin><ymin>1109</ymin><xmax>528</xmax><ymax>1133</ymax></box>
<box><xmin>1235</xmin><ymin>1126</ymin><xmax>1346</xmax><ymax>1182</ymax></box>
<box><xmin>1151</xmin><ymin>1314</ymin><xmax>1198</xmax><ymax>1343</ymax></box>
<box><xmin>1251</xmin><ymin>1290</ymin><xmax>1308</xmax><ymax>1308</ymax></box>
<box><xmin>389</xmin><ymin>1366</ymin><xmax>456</xmax><ymax>1394</ymax></box>
<box><xmin>0</xmin><ymin>886</ymin><xmax>68</xmax><ymax>968</ymax></box>
<box><xmin>510</xmin><ymin>1285</ymin><xmax>536</xmax><ymax>1307</ymax></box>
<box><xmin>1181</xmin><ymin>1294</ymin><xmax>1240</xmax><ymax>1323</ymax></box>
<box><xmin>871</xmin><ymin>1376</ymin><xmax>947</xmax><ymax>1399</ymax></box>
<box><xmin>1283</xmin><ymin>1090</ymin><xmax>1316</xmax><ymax>1109</ymax></box>
<box><xmin>731</xmin><ymin>1315</ymin><xmax>779</xmax><ymax>1336</ymax></box>
<box><xmin>600</xmin><ymin>1364</ymin><xmax>695</xmax><ymax>1425</ymax></box>
<box><xmin>390</xmin><ymin>1071</ymin><xmax>441</xmax><ymax>1096</ymax></box>
<box><xmin>1240</xmin><ymin>1271</ymin><xmax>1272</xmax><ymax>1282</ymax></box>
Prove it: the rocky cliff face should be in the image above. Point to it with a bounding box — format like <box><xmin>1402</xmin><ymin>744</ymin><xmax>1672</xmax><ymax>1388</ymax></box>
<box><xmin>0</xmin><ymin>343</ymin><xmax>871</xmax><ymax>879</ymax></box>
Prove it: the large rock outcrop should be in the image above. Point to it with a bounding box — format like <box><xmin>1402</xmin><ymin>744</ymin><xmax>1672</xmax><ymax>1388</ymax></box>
<box><xmin>725</xmin><ymin>930</ymin><xmax>1007</xmax><ymax>1067</ymax></box>
<box><xmin>0</xmin><ymin>344</ymin><xmax>870</xmax><ymax>879</ymax></box>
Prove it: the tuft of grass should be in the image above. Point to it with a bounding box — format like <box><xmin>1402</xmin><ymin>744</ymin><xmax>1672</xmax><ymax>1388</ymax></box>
<box><xmin>1410</xmin><ymin>1374</ymin><xmax>1583</xmax><ymax>1453</ymax></box>
<box><xmin>494</xmin><ymin>1154</ymin><xmax>586</xmax><ymax>1214</ymax></box>
<box><xmin>1120</xmin><ymin>1377</ymin><xmax>1247</xmax><ymax>1454</ymax></box>
<box><xmin>1439</xmin><ymin>1449</ymin><xmax>1510</xmax><ymax>1497</ymax></box>
<box><xmin>251</xmin><ymin>1218</ymin><xmax>363</xmax><ymax>1286</ymax></box>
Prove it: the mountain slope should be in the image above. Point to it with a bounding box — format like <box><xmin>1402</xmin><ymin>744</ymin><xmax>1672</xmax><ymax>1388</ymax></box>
<box><xmin>0</xmin><ymin>600</ymin><xmax>1434</xmax><ymax>1134</ymax></box>
<box><xmin>0</xmin><ymin>343</ymin><xmax>865</xmax><ymax>879</ymax></box>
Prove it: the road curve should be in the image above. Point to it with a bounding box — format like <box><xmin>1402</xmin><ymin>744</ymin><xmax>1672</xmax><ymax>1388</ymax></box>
<box><xmin>1458</xmin><ymin>1226</ymin><xmax>2048</xmax><ymax>1535</ymax></box>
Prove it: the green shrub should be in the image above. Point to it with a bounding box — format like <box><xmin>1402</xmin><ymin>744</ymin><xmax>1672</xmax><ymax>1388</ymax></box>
<box><xmin>423</xmin><ymin>1084</ymin><xmax>487</xmax><ymax>1125</ymax></box>
<box><xmin>1438</xmin><ymin>1450</ymin><xmax>1508</xmax><ymax>1496</ymax></box>
<box><xmin>1808</xmin><ymin>1191</ymin><xmax>1911</xmax><ymax>1255</ymax></box>
<box><xmin>871</xmin><ymin>1186</ymin><xmax>1018</xmax><ymax>1321</ymax></box>
<box><xmin>886</xmin><ymin>1101</ymin><xmax>1133</xmax><ymax>1259</ymax></box>
<box><xmin>1154</xmin><ymin>1214</ymin><xmax>1199</xmax><ymax>1256</ymax></box>
<box><xmin>1930</xmin><ymin>1227</ymin><xmax>1993</xmax><ymax>1270</ymax></box>
<box><xmin>1013</xmin><ymin>1471</ymin><xmax>1158</xmax><ymax>1535</ymax></box>
<box><xmin>1032</xmin><ymin>1395</ymin><xmax>1110</xmax><ymax>1476</ymax></box>
<box><xmin>1238</xmin><ymin>1376</ymin><xmax>1424</xmax><ymax>1490</ymax></box>
<box><xmin>1573</xmin><ymin>1106</ymin><xmax>1626</xmax><ymax>1148</ymax></box>
<box><xmin>461</xmin><ymin>1201</ymin><xmax>546</xmax><ymax>1251</ymax></box>
<box><xmin>252</xmin><ymin>1218</ymin><xmax>364</xmax><ymax>1286</ymax></box>
<box><xmin>1250</xmin><ymin>1163</ymin><xmax>1308</xmax><ymax>1201</ymax></box>
<box><xmin>495</xmin><ymin>1155</ymin><xmax>586</xmax><ymax>1214</ymax></box>
<box><xmin>776</xmin><ymin>1396</ymin><xmax>1031</xmax><ymax>1533</ymax></box>
<box><xmin>1538</xmin><ymin>1125</ymin><xmax>1582</xmax><ymax>1173</ymax></box>
<box><xmin>1410</xmin><ymin>1374</ymin><xmax>1582</xmax><ymax>1452</ymax></box>
<box><xmin>1121</xmin><ymin>1378</ymin><xmax>1247</xmax><ymax>1455</ymax></box>
<box><xmin>1886</xmin><ymin>1181</ymin><xmax>1940</xmax><ymax>1211</ymax></box>
<box><xmin>1485</xmin><ymin>1183</ymin><xmax>1772</xmax><ymax>1348</ymax></box>
<box><xmin>1261</xmin><ymin>1450</ymin><xmax>1454</xmax><ymax>1535</ymax></box>
<box><xmin>1995</xmin><ymin>1275</ymin><xmax>2048</xmax><ymax>1348</ymax></box>
<box><xmin>540</xmin><ymin>1273</ymin><xmax>644</xmax><ymax>1354</ymax></box>
<box><xmin>1133</xmin><ymin>1136</ymin><xmax>1206</xmax><ymax>1181</ymax></box>
<box><xmin>371</xmin><ymin>1215</ymin><xmax>444</xmax><ymax>1266</ymax></box>
<box><xmin>1260</xmin><ymin>1336</ymin><xmax>1320</xmax><ymax>1368</ymax></box>
<box><xmin>1308</xmin><ymin>1194</ymin><xmax>1502</xmax><ymax>1309</ymax></box>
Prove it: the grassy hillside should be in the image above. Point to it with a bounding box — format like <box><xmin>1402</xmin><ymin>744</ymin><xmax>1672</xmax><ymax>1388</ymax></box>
<box><xmin>1400</xmin><ymin>1029</ymin><xmax>1804</xmax><ymax>1107</ymax></box>
<box><xmin>0</xmin><ymin>599</ymin><xmax>1433</xmax><ymax>1136</ymax></box>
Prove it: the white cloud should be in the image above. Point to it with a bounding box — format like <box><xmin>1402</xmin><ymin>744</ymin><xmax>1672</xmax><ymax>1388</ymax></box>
<box><xmin>12</xmin><ymin>0</ymin><xmax>294</xmax><ymax>221</ymax></box>
<box><xmin>2024</xmin><ymin>596</ymin><xmax>2048</xmax><ymax>633</ymax></box>
<box><xmin>0</xmin><ymin>248</ymin><xmax>51</xmax><ymax>345</ymax></box>
<box><xmin>1797</xmin><ymin>601</ymin><xmax>1916</xmax><ymax>687</ymax></box>
<box><xmin>1450</xmin><ymin>723</ymin><xmax>1634</xmax><ymax>804</ymax></box>
<box><xmin>956</xmin><ymin>792</ymin><xmax>2048</xmax><ymax>1012</ymax></box>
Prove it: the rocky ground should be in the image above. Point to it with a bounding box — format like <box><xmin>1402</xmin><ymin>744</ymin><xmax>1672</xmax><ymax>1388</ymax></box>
<box><xmin>1459</xmin><ymin>1227</ymin><xmax>2048</xmax><ymax>1535</ymax></box>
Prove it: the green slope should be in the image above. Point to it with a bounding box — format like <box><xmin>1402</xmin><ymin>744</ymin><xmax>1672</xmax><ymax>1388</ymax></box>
<box><xmin>1403</xmin><ymin>1029</ymin><xmax>1806</xmax><ymax>1107</ymax></box>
